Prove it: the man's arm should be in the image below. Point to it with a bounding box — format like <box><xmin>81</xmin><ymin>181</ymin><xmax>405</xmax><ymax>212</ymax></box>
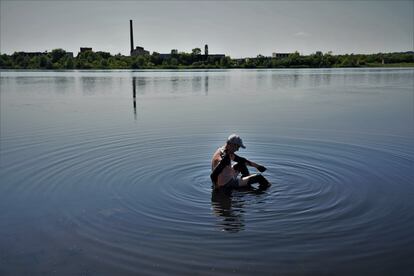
<box><xmin>233</xmin><ymin>154</ymin><xmax>250</xmax><ymax>165</ymax></box>
<box><xmin>233</xmin><ymin>154</ymin><xmax>267</xmax><ymax>172</ymax></box>
<box><xmin>210</xmin><ymin>152</ymin><xmax>231</xmax><ymax>183</ymax></box>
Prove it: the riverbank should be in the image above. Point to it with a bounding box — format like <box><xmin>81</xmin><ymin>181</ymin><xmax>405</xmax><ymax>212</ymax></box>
<box><xmin>1</xmin><ymin>64</ymin><xmax>413</xmax><ymax>70</ymax></box>
<box><xmin>365</xmin><ymin>62</ymin><xmax>414</xmax><ymax>68</ymax></box>
<box><xmin>1</xmin><ymin>49</ymin><xmax>413</xmax><ymax>70</ymax></box>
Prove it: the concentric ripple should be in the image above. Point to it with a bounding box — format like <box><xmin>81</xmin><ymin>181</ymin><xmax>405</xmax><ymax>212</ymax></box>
<box><xmin>4</xmin><ymin>126</ymin><xmax>413</xmax><ymax>275</ymax></box>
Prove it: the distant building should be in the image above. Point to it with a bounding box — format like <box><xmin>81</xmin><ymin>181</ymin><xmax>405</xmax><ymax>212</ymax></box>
<box><xmin>157</xmin><ymin>45</ymin><xmax>225</xmax><ymax>60</ymax></box>
<box><xmin>131</xmin><ymin>46</ymin><xmax>150</xmax><ymax>56</ymax></box>
<box><xmin>203</xmin><ymin>44</ymin><xmax>225</xmax><ymax>59</ymax></box>
<box><xmin>80</xmin><ymin>47</ymin><xmax>92</xmax><ymax>53</ymax></box>
<box><xmin>207</xmin><ymin>54</ymin><xmax>225</xmax><ymax>59</ymax></box>
<box><xmin>156</xmin><ymin>53</ymin><xmax>225</xmax><ymax>60</ymax></box>
<box><xmin>16</xmin><ymin>51</ymin><xmax>48</xmax><ymax>57</ymax></box>
<box><xmin>129</xmin><ymin>20</ymin><xmax>149</xmax><ymax>56</ymax></box>
<box><xmin>96</xmin><ymin>51</ymin><xmax>111</xmax><ymax>58</ymax></box>
<box><xmin>159</xmin><ymin>53</ymin><xmax>172</xmax><ymax>59</ymax></box>
<box><xmin>128</xmin><ymin>20</ymin><xmax>224</xmax><ymax>59</ymax></box>
<box><xmin>77</xmin><ymin>48</ymin><xmax>110</xmax><ymax>58</ymax></box>
<box><xmin>272</xmin><ymin>53</ymin><xmax>291</xmax><ymax>59</ymax></box>
<box><xmin>16</xmin><ymin>51</ymin><xmax>73</xmax><ymax>58</ymax></box>
<box><xmin>77</xmin><ymin>47</ymin><xmax>93</xmax><ymax>57</ymax></box>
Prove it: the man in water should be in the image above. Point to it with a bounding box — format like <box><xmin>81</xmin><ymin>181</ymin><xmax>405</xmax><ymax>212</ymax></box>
<box><xmin>210</xmin><ymin>134</ymin><xmax>270</xmax><ymax>192</ymax></box>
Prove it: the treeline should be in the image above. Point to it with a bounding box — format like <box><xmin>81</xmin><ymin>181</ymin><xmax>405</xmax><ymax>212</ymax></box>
<box><xmin>237</xmin><ymin>51</ymin><xmax>414</xmax><ymax>68</ymax></box>
<box><xmin>0</xmin><ymin>48</ymin><xmax>230</xmax><ymax>70</ymax></box>
<box><xmin>0</xmin><ymin>48</ymin><xmax>413</xmax><ymax>69</ymax></box>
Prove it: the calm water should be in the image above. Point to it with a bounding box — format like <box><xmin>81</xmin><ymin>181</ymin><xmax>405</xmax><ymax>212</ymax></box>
<box><xmin>0</xmin><ymin>68</ymin><xmax>413</xmax><ymax>275</ymax></box>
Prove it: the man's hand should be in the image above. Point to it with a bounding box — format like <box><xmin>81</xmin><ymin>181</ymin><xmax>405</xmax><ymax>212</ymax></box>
<box><xmin>257</xmin><ymin>165</ymin><xmax>267</xmax><ymax>173</ymax></box>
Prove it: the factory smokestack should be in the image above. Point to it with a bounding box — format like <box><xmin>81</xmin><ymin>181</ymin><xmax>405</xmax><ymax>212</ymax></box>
<box><xmin>130</xmin><ymin>20</ymin><xmax>134</xmax><ymax>55</ymax></box>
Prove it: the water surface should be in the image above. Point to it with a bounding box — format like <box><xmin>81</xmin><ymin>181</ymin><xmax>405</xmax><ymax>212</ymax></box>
<box><xmin>1</xmin><ymin>69</ymin><xmax>413</xmax><ymax>275</ymax></box>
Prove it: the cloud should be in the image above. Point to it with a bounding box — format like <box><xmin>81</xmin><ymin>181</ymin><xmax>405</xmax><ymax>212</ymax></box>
<box><xmin>293</xmin><ymin>31</ymin><xmax>311</xmax><ymax>37</ymax></box>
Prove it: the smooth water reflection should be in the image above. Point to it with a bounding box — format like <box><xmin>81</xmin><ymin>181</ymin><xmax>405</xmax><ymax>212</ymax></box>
<box><xmin>1</xmin><ymin>69</ymin><xmax>413</xmax><ymax>275</ymax></box>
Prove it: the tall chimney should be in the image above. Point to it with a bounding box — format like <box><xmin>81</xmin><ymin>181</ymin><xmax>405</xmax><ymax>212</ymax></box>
<box><xmin>130</xmin><ymin>20</ymin><xmax>134</xmax><ymax>55</ymax></box>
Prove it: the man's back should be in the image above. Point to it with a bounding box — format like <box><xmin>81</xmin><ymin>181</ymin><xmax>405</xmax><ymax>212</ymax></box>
<box><xmin>211</xmin><ymin>147</ymin><xmax>236</xmax><ymax>187</ymax></box>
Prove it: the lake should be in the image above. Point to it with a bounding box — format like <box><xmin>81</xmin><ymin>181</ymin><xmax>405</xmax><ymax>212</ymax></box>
<box><xmin>1</xmin><ymin>68</ymin><xmax>413</xmax><ymax>275</ymax></box>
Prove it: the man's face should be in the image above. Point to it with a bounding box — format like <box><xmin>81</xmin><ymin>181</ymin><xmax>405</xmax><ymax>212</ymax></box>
<box><xmin>230</xmin><ymin>143</ymin><xmax>240</xmax><ymax>153</ymax></box>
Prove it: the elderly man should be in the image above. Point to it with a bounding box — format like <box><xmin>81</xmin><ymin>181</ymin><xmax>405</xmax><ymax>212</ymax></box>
<box><xmin>210</xmin><ymin>134</ymin><xmax>270</xmax><ymax>192</ymax></box>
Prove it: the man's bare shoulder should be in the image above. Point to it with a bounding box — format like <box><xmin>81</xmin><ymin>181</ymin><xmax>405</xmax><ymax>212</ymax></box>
<box><xmin>212</xmin><ymin>148</ymin><xmax>221</xmax><ymax>160</ymax></box>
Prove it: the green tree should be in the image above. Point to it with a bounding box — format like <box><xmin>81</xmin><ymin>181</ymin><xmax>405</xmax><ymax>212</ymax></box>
<box><xmin>178</xmin><ymin>52</ymin><xmax>192</xmax><ymax>65</ymax></box>
<box><xmin>244</xmin><ymin>58</ymin><xmax>257</xmax><ymax>68</ymax></box>
<box><xmin>0</xmin><ymin>54</ymin><xmax>12</xmax><ymax>68</ymax></box>
<box><xmin>65</xmin><ymin>58</ymin><xmax>74</xmax><ymax>69</ymax></box>
<box><xmin>52</xmin><ymin>62</ymin><xmax>63</xmax><ymax>69</ymax></box>
<box><xmin>287</xmin><ymin>51</ymin><xmax>300</xmax><ymax>67</ymax></box>
<box><xmin>28</xmin><ymin>56</ymin><xmax>40</xmax><ymax>69</ymax></box>
<box><xmin>192</xmin><ymin>48</ymin><xmax>201</xmax><ymax>56</ymax></box>
<box><xmin>220</xmin><ymin>56</ymin><xmax>232</xmax><ymax>68</ymax></box>
<box><xmin>39</xmin><ymin>55</ymin><xmax>49</xmax><ymax>68</ymax></box>
<box><xmin>321</xmin><ymin>51</ymin><xmax>335</xmax><ymax>67</ymax></box>
<box><xmin>191</xmin><ymin>48</ymin><xmax>202</xmax><ymax>63</ymax></box>
<box><xmin>50</xmin><ymin>49</ymin><xmax>67</xmax><ymax>63</ymax></box>
<box><xmin>131</xmin><ymin>56</ymin><xmax>147</xmax><ymax>69</ymax></box>
<box><xmin>99</xmin><ymin>59</ymin><xmax>108</xmax><ymax>69</ymax></box>
<box><xmin>339</xmin><ymin>55</ymin><xmax>358</xmax><ymax>67</ymax></box>
<box><xmin>170</xmin><ymin>58</ymin><xmax>178</xmax><ymax>66</ymax></box>
<box><xmin>150</xmin><ymin>52</ymin><xmax>162</xmax><ymax>66</ymax></box>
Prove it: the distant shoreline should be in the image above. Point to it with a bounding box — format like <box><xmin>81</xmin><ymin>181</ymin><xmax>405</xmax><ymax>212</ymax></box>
<box><xmin>1</xmin><ymin>49</ymin><xmax>413</xmax><ymax>70</ymax></box>
<box><xmin>1</xmin><ymin>64</ymin><xmax>414</xmax><ymax>71</ymax></box>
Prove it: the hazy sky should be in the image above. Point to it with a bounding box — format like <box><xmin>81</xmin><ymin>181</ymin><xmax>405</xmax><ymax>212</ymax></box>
<box><xmin>1</xmin><ymin>0</ymin><xmax>413</xmax><ymax>57</ymax></box>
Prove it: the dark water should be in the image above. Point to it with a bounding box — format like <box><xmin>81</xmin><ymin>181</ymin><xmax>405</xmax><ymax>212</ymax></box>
<box><xmin>0</xmin><ymin>69</ymin><xmax>413</xmax><ymax>275</ymax></box>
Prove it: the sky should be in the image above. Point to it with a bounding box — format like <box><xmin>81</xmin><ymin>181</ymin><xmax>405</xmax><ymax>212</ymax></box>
<box><xmin>1</xmin><ymin>0</ymin><xmax>413</xmax><ymax>58</ymax></box>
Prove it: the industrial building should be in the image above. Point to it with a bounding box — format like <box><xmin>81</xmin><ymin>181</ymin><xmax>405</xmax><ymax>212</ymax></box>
<box><xmin>129</xmin><ymin>20</ymin><xmax>225</xmax><ymax>59</ymax></box>
<box><xmin>80</xmin><ymin>47</ymin><xmax>92</xmax><ymax>53</ymax></box>
<box><xmin>77</xmin><ymin>47</ymin><xmax>110</xmax><ymax>58</ymax></box>
<box><xmin>131</xmin><ymin>46</ymin><xmax>149</xmax><ymax>56</ymax></box>
<box><xmin>15</xmin><ymin>51</ymin><xmax>74</xmax><ymax>58</ymax></box>
<box><xmin>129</xmin><ymin>20</ymin><xmax>149</xmax><ymax>56</ymax></box>
<box><xmin>272</xmin><ymin>53</ymin><xmax>291</xmax><ymax>59</ymax></box>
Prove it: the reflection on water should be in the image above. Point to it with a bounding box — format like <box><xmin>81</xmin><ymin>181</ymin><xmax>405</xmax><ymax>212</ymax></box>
<box><xmin>132</xmin><ymin>77</ymin><xmax>137</xmax><ymax>120</ymax></box>
<box><xmin>81</xmin><ymin>76</ymin><xmax>97</xmax><ymax>95</ymax></box>
<box><xmin>136</xmin><ymin>77</ymin><xmax>147</xmax><ymax>94</ymax></box>
<box><xmin>211</xmin><ymin>185</ymin><xmax>271</xmax><ymax>233</ymax></box>
<box><xmin>192</xmin><ymin>76</ymin><xmax>202</xmax><ymax>93</ymax></box>
<box><xmin>211</xmin><ymin>189</ymin><xmax>245</xmax><ymax>233</ymax></box>
<box><xmin>130</xmin><ymin>74</ymin><xmax>211</xmax><ymax>119</ymax></box>
<box><xmin>205</xmin><ymin>75</ymin><xmax>209</xmax><ymax>95</ymax></box>
<box><xmin>1</xmin><ymin>68</ymin><xmax>413</xmax><ymax>275</ymax></box>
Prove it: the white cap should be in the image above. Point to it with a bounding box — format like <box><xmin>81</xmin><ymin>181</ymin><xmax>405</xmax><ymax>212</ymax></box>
<box><xmin>227</xmin><ymin>134</ymin><xmax>246</xmax><ymax>148</ymax></box>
